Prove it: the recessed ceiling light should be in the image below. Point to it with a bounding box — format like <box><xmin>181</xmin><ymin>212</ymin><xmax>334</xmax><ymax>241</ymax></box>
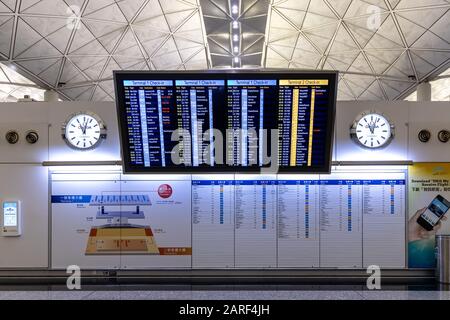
<box><xmin>231</xmin><ymin>5</ymin><xmax>238</xmax><ymax>14</ymax></box>
<box><xmin>234</xmin><ymin>57</ymin><xmax>239</xmax><ymax>63</ymax></box>
<box><xmin>233</xmin><ymin>34</ymin><xmax>239</xmax><ymax>42</ymax></box>
<box><xmin>232</xmin><ymin>21</ymin><xmax>239</xmax><ymax>29</ymax></box>
<box><xmin>234</xmin><ymin>46</ymin><xmax>239</xmax><ymax>53</ymax></box>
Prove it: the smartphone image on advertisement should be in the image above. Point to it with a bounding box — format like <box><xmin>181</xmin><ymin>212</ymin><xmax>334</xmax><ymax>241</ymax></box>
<box><xmin>417</xmin><ymin>194</ymin><xmax>450</xmax><ymax>231</ymax></box>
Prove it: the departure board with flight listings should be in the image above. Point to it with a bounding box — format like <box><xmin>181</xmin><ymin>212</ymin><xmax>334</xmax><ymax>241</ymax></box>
<box><xmin>114</xmin><ymin>71</ymin><xmax>337</xmax><ymax>173</ymax></box>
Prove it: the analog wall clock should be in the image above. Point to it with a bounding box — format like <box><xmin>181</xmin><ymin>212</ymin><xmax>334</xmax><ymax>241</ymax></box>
<box><xmin>62</xmin><ymin>111</ymin><xmax>107</xmax><ymax>150</ymax></box>
<box><xmin>350</xmin><ymin>110</ymin><xmax>394</xmax><ymax>149</ymax></box>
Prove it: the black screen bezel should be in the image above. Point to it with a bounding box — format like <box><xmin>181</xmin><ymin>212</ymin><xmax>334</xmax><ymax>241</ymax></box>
<box><xmin>114</xmin><ymin>69</ymin><xmax>337</xmax><ymax>174</ymax></box>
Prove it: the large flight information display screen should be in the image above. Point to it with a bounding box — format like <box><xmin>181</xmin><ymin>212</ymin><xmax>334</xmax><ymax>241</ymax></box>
<box><xmin>114</xmin><ymin>71</ymin><xmax>337</xmax><ymax>173</ymax></box>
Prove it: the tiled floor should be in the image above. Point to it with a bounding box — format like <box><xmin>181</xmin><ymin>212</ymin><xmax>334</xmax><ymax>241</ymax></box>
<box><xmin>0</xmin><ymin>285</ymin><xmax>449</xmax><ymax>300</ymax></box>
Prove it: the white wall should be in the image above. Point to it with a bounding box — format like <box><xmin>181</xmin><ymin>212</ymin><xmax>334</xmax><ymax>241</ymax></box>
<box><xmin>0</xmin><ymin>100</ymin><xmax>448</xmax><ymax>268</ymax></box>
<box><xmin>336</xmin><ymin>101</ymin><xmax>450</xmax><ymax>162</ymax></box>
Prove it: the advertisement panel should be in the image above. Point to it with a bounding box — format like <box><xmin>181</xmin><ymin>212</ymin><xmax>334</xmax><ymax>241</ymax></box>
<box><xmin>409</xmin><ymin>163</ymin><xmax>450</xmax><ymax>268</ymax></box>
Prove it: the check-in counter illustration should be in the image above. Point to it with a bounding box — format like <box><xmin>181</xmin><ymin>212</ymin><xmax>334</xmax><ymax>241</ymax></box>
<box><xmin>86</xmin><ymin>194</ymin><xmax>158</xmax><ymax>255</ymax></box>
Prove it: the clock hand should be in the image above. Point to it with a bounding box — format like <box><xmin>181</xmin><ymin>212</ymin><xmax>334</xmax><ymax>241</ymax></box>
<box><xmin>82</xmin><ymin>120</ymin><xmax>88</xmax><ymax>135</ymax></box>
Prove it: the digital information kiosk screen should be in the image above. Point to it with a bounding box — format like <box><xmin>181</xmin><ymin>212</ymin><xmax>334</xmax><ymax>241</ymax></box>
<box><xmin>114</xmin><ymin>71</ymin><xmax>337</xmax><ymax>173</ymax></box>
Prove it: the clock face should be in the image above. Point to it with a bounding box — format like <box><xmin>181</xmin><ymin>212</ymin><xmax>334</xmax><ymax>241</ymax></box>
<box><xmin>351</xmin><ymin>112</ymin><xmax>393</xmax><ymax>149</ymax></box>
<box><xmin>63</xmin><ymin>112</ymin><xmax>106</xmax><ymax>150</ymax></box>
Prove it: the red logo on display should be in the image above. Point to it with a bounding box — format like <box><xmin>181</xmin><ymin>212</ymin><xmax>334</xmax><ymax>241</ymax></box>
<box><xmin>158</xmin><ymin>184</ymin><xmax>173</xmax><ymax>198</ymax></box>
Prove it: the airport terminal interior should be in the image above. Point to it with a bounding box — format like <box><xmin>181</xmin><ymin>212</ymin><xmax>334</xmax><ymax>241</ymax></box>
<box><xmin>0</xmin><ymin>0</ymin><xmax>450</xmax><ymax>302</ymax></box>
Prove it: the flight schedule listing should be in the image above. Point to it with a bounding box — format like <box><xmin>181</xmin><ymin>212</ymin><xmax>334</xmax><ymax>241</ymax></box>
<box><xmin>278</xmin><ymin>80</ymin><xmax>330</xmax><ymax>167</ymax></box>
<box><xmin>234</xmin><ymin>176</ymin><xmax>277</xmax><ymax>267</ymax></box>
<box><xmin>277</xmin><ymin>177</ymin><xmax>320</xmax><ymax>267</ymax></box>
<box><xmin>187</xmin><ymin>173</ymin><xmax>406</xmax><ymax>268</ymax></box>
<box><xmin>175</xmin><ymin>80</ymin><xmax>225</xmax><ymax>166</ymax></box>
<box><xmin>119</xmin><ymin>76</ymin><xmax>334</xmax><ymax>172</ymax></box>
<box><xmin>123</xmin><ymin>79</ymin><xmax>225</xmax><ymax>168</ymax></box>
<box><xmin>192</xmin><ymin>176</ymin><xmax>234</xmax><ymax>268</ymax></box>
<box><xmin>123</xmin><ymin>80</ymin><xmax>176</xmax><ymax>167</ymax></box>
<box><xmin>226</xmin><ymin>80</ymin><xmax>278</xmax><ymax>167</ymax></box>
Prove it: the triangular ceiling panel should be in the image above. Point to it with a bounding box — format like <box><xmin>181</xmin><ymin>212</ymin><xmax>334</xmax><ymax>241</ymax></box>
<box><xmin>102</xmin><ymin>58</ymin><xmax>121</xmax><ymax>79</ymax></box>
<box><xmin>265</xmin><ymin>47</ymin><xmax>289</xmax><ymax>68</ymax></box>
<box><xmin>387</xmin><ymin>0</ymin><xmax>401</xmax><ymax>8</ymax></box>
<box><xmin>385</xmin><ymin>51</ymin><xmax>415</xmax><ymax>78</ymax></box>
<box><xmin>328</xmin><ymin>25</ymin><xmax>359</xmax><ymax>54</ymax></box>
<box><xmin>1</xmin><ymin>0</ymin><xmax>15</xmax><ymax>11</ymax></box>
<box><xmin>344</xmin><ymin>75</ymin><xmax>377</xmax><ymax>97</ymax></box>
<box><xmin>23</xmin><ymin>16</ymin><xmax>70</xmax><ymax>52</ymax></box>
<box><xmin>412</xmin><ymin>31</ymin><xmax>450</xmax><ymax>50</ymax></box>
<box><xmin>16</xmin><ymin>57</ymin><xmax>60</xmax><ymax>76</ymax></box>
<box><xmin>165</xmin><ymin>9</ymin><xmax>195</xmax><ymax>30</ymax></box>
<box><xmin>41</xmin><ymin>28</ymin><xmax>72</xmax><ymax>53</ymax></box>
<box><xmin>68</xmin><ymin>55</ymin><xmax>105</xmax><ymax>74</ymax></box>
<box><xmin>84</xmin><ymin>3</ymin><xmax>127</xmax><ymax>23</ymax></box>
<box><xmin>175</xmin><ymin>41</ymin><xmax>203</xmax><ymax>61</ymax></box>
<box><xmin>114</xmin><ymin>28</ymin><xmax>143</xmax><ymax>58</ymax></box>
<box><xmin>91</xmin><ymin>86</ymin><xmax>110</xmax><ymax>101</ymax></box>
<box><xmin>13</xmin><ymin>18</ymin><xmax>43</xmax><ymax>57</ymax></box>
<box><xmin>16</xmin><ymin>37</ymin><xmax>60</xmax><ymax>59</ymax></box>
<box><xmin>0</xmin><ymin>16</ymin><xmax>12</xmax><ymax>56</ymax></box>
<box><xmin>274</xmin><ymin>0</ymin><xmax>309</xmax><ymax>11</ymax></box>
<box><xmin>396</xmin><ymin>15</ymin><xmax>427</xmax><ymax>46</ymax></box>
<box><xmin>114</xmin><ymin>56</ymin><xmax>147</xmax><ymax>70</ymax></box>
<box><xmin>21</xmin><ymin>0</ymin><xmax>69</xmax><ymax>15</ymax></box>
<box><xmin>134</xmin><ymin>0</ymin><xmax>165</xmax><ymax>24</ymax></box>
<box><xmin>410</xmin><ymin>49</ymin><xmax>450</xmax><ymax>69</ymax></box>
<box><xmin>173</xmin><ymin>13</ymin><xmax>204</xmax><ymax>44</ymax></box>
<box><xmin>396</xmin><ymin>6</ymin><xmax>448</xmax><ymax>30</ymax></box>
<box><xmin>134</xmin><ymin>14</ymin><xmax>170</xmax><ymax>33</ymax></box>
<box><xmin>70</xmin><ymin>38</ymin><xmax>108</xmax><ymax>56</ymax></box>
<box><xmin>68</xmin><ymin>21</ymin><xmax>96</xmax><ymax>53</ymax></box>
<box><xmin>275</xmin><ymin>7</ymin><xmax>306</xmax><ymax>29</ymax></box>
<box><xmin>371</xmin><ymin>14</ymin><xmax>404</xmax><ymax>47</ymax></box>
<box><xmin>268</xmin><ymin>45</ymin><xmax>291</xmax><ymax>62</ymax></box>
<box><xmin>382</xmin><ymin>79</ymin><xmax>413</xmax><ymax>100</ymax></box>
<box><xmin>36</xmin><ymin>58</ymin><xmax>62</xmax><ymax>87</ymax></box>
<box><xmin>0</xmin><ymin>0</ymin><xmax>12</xmax><ymax>12</ymax></box>
<box><xmin>59</xmin><ymin>59</ymin><xmax>89</xmax><ymax>84</ymax></box>
<box><xmin>74</xmin><ymin>57</ymin><xmax>107</xmax><ymax>80</ymax></box>
<box><xmin>65</xmin><ymin>85</ymin><xmax>95</xmax><ymax>101</ymax></box>
<box><xmin>270</xmin><ymin>9</ymin><xmax>298</xmax><ymax>33</ymax></box>
<box><xmin>303</xmin><ymin>23</ymin><xmax>339</xmax><ymax>53</ymax></box>
<box><xmin>160</xmin><ymin>0</ymin><xmax>195</xmax><ymax>14</ymax></box>
<box><xmin>83</xmin><ymin>0</ymin><xmax>115</xmax><ymax>15</ymax></box>
<box><xmin>152</xmin><ymin>37</ymin><xmax>182</xmax><ymax>68</ymax></box>
<box><xmin>337</xmin><ymin>79</ymin><xmax>356</xmax><ymax>100</ymax></box>
<box><xmin>360</xmin><ymin>80</ymin><xmax>385</xmax><ymax>100</ymax></box>
<box><xmin>325</xmin><ymin>0</ymin><xmax>352</xmax><ymax>17</ymax></box>
<box><xmin>184</xmin><ymin>49</ymin><xmax>207</xmax><ymax>68</ymax></box>
<box><xmin>302</xmin><ymin>12</ymin><xmax>337</xmax><ymax>30</ymax></box>
<box><xmin>396</xmin><ymin>0</ymin><xmax>448</xmax><ymax>9</ymax></box>
<box><xmin>366</xmin><ymin>49</ymin><xmax>404</xmax><ymax>74</ymax></box>
<box><xmin>345</xmin><ymin>0</ymin><xmax>387</xmax><ymax>18</ymax></box>
<box><xmin>430</xmin><ymin>10</ymin><xmax>450</xmax><ymax>42</ymax></box>
<box><xmin>99</xmin><ymin>80</ymin><xmax>115</xmax><ymax>95</ymax></box>
<box><xmin>327</xmin><ymin>52</ymin><xmax>360</xmax><ymax>71</ymax></box>
<box><xmin>116</xmin><ymin>0</ymin><xmax>147</xmax><ymax>22</ymax></box>
<box><xmin>410</xmin><ymin>51</ymin><xmax>438</xmax><ymax>78</ymax></box>
<box><xmin>96</xmin><ymin>27</ymin><xmax>126</xmax><ymax>54</ymax></box>
<box><xmin>345</xmin><ymin>13</ymin><xmax>390</xmax><ymax>47</ymax></box>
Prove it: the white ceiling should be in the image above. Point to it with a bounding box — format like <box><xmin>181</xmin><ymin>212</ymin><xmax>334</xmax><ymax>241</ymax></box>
<box><xmin>0</xmin><ymin>0</ymin><xmax>449</xmax><ymax>102</ymax></box>
<box><xmin>0</xmin><ymin>62</ymin><xmax>45</xmax><ymax>101</ymax></box>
